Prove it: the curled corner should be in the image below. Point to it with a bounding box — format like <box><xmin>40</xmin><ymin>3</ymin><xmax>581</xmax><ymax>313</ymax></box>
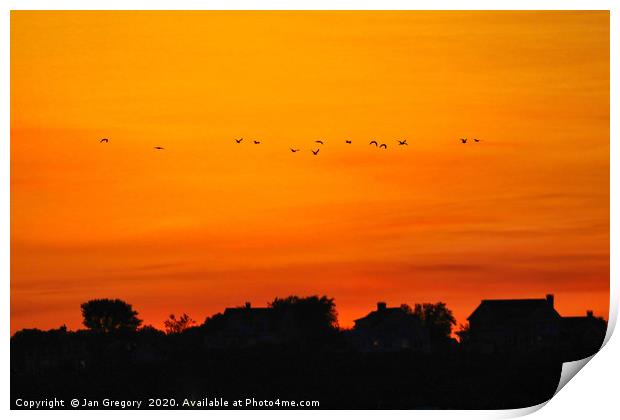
<box><xmin>555</xmin><ymin>355</ymin><xmax>594</xmax><ymax>396</ymax></box>
<box><xmin>499</xmin><ymin>401</ymin><xmax>548</xmax><ymax>418</ymax></box>
<box><xmin>506</xmin><ymin>354</ymin><xmax>598</xmax><ymax>417</ymax></box>
<box><xmin>511</xmin><ymin>343</ymin><xmax>608</xmax><ymax>416</ymax></box>
<box><xmin>553</xmin><ymin>291</ymin><xmax>618</xmax><ymax>397</ymax></box>
<box><xmin>491</xmin><ymin>353</ymin><xmax>598</xmax><ymax>418</ymax></box>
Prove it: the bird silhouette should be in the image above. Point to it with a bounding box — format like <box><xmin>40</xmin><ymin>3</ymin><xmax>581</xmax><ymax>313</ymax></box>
<box><xmin>235</xmin><ymin>138</ymin><xmax>243</xmax><ymax>143</ymax></box>
<box><xmin>312</xmin><ymin>149</ymin><xmax>320</xmax><ymax>155</ymax></box>
<box><xmin>369</xmin><ymin>140</ymin><xmax>378</xmax><ymax>147</ymax></box>
<box><xmin>460</xmin><ymin>138</ymin><xmax>468</xmax><ymax>144</ymax></box>
<box><xmin>315</xmin><ymin>140</ymin><xmax>324</xmax><ymax>145</ymax></box>
<box><xmin>154</xmin><ymin>146</ymin><xmax>165</xmax><ymax>150</ymax></box>
<box><xmin>253</xmin><ymin>140</ymin><xmax>261</xmax><ymax>144</ymax></box>
<box><xmin>379</xmin><ymin>143</ymin><xmax>387</xmax><ymax>149</ymax></box>
<box><xmin>290</xmin><ymin>148</ymin><xmax>300</xmax><ymax>153</ymax></box>
<box><xmin>100</xmin><ymin>138</ymin><xmax>109</xmax><ymax>143</ymax></box>
<box><xmin>398</xmin><ymin>140</ymin><xmax>408</xmax><ymax>146</ymax></box>
<box><xmin>345</xmin><ymin>140</ymin><xmax>352</xmax><ymax>144</ymax></box>
<box><xmin>474</xmin><ymin>138</ymin><xmax>481</xmax><ymax>143</ymax></box>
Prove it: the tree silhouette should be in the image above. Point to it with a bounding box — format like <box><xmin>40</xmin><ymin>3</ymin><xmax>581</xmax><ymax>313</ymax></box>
<box><xmin>269</xmin><ymin>295</ymin><xmax>338</xmax><ymax>339</ymax></box>
<box><xmin>455</xmin><ymin>322</ymin><xmax>471</xmax><ymax>344</ymax></box>
<box><xmin>80</xmin><ymin>298</ymin><xmax>142</xmax><ymax>333</ymax></box>
<box><xmin>400</xmin><ymin>303</ymin><xmax>414</xmax><ymax>314</ymax></box>
<box><xmin>164</xmin><ymin>313</ymin><xmax>196</xmax><ymax>334</ymax></box>
<box><xmin>413</xmin><ymin>302</ymin><xmax>456</xmax><ymax>344</ymax></box>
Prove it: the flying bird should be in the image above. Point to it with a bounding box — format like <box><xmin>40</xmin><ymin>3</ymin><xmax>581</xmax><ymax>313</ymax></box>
<box><xmin>379</xmin><ymin>143</ymin><xmax>387</xmax><ymax>149</ymax></box>
<box><xmin>290</xmin><ymin>148</ymin><xmax>300</xmax><ymax>153</ymax></box>
<box><xmin>369</xmin><ymin>140</ymin><xmax>378</xmax><ymax>147</ymax></box>
<box><xmin>315</xmin><ymin>140</ymin><xmax>324</xmax><ymax>145</ymax></box>
<box><xmin>345</xmin><ymin>140</ymin><xmax>352</xmax><ymax>144</ymax></box>
<box><xmin>154</xmin><ymin>146</ymin><xmax>165</xmax><ymax>150</ymax></box>
<box><xmin>253</xmin><ymin>140</ymin><xmax>261</xmax><ymax>144</ymax></box>
<box><xmin>398</xmin><ymin>140</ymin><xmax>408</xmax><ymax>146</ymax></box>
<box><xmin>99</xmin><ymin>138</ymin><xmax>108</xmax><ymax>143</ymax></box>
<box><xmin>474</xmin><ymin>138</ymin><xmax>481</xmax><ymax>143</ymax></box>
<box><xmin>460</xmin><ymin>138</ymin><xmax>468</xmax><ymax>144</ymax></box>
<box><xmin>235</xmin><ymin>138</ymin><xmax>243</xmax><ymax>143</ymax></box>
<box><xmin>312</xmin><ymin>149</ymin><xmax>320</xmax><ymax>155</ymax></box>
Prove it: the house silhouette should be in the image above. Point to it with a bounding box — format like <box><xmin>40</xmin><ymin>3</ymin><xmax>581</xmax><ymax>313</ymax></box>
<box><xmin>560</xmin><ymin>310</ymin><xmax>607</xmax><ymax>359</ymax></box>
<box><xmin>467</xmin><ymin>294</ymin><xmax>561</xmax><ymax>353</ymax></box>
<box><xmin>206</xmin><ymin>302</ymin><xmax>279</xmax><ymax>349</ymax></box>
<box><xmin>350</xmin><ymin>302</ymin><xmax>431</xmax><ymax>353</ymax></box>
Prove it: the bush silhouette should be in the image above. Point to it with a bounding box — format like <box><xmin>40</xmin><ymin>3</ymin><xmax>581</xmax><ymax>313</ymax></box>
<box><xmin>80</xmin><ymin>298</ymin><xmax>142</xmax><ymax>333</ymax></box>
<box><xmin>164</xmin><ymin>313</ymin><xmax>196</xmax><ymax>334</ymax></box>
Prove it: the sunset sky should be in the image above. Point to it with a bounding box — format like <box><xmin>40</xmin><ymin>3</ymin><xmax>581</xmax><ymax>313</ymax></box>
<box><xmin>11</xmin><ymin>11</ymin><xmax>609</xmax><ymax>333</ymax></box>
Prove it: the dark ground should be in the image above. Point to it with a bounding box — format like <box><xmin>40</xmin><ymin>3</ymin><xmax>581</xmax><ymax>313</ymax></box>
<box><xmin>11</xmin><ymin>346</ymin><xmax>562</xmax><ymax>409</ymax></box>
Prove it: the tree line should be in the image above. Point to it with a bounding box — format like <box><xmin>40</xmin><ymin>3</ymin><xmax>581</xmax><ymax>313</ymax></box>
<box><xmin>72</xmin><ymin>296</ymin><xmax>460</xmax><ymax>342</ymax></box>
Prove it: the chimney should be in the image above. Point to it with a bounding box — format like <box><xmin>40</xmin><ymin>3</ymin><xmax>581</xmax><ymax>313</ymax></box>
<box><xmin>245</xmin><ymin>302</ymin><xmax>251</xmax><ymax>309</ymax></box>
<box><xmin>587</xmin><ymin>310</ymin><xmax>593</xmax><ymax>318</ymax></box>
<box><xmin>377</xmin><ymin>302</ymin><xmax>387</xmax><ymax>312</ymax></box>
<box><xmin>546</xmin><ymin>294</ymin><xmax>554</xmax><ymax>308</ymax></box>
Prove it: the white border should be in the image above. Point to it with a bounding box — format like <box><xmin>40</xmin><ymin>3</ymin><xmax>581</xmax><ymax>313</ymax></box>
<box><xmin>2</xmin><ymin>1</ymin><xmax>617</xmax><ymax>419</ymax></box>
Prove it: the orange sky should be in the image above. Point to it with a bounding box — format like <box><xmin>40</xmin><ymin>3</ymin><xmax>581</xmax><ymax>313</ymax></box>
<box><xmin>10</xmin><ymin>11</ymin><xmax>609</xmax><ymax>334</ymax></box>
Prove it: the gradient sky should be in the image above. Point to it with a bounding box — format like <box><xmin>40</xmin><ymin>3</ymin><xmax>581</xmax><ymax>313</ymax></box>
<box><xmin>11</xmin><ymin>11</ymin><xmax>609</xmax><ymax>334</ymax></box>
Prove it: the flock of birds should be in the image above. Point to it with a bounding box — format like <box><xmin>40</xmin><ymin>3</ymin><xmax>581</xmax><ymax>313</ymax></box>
<box><xmin>99</xmin><ymin>137</ymin><xmax>483</xmax><ymax>154</ymax></box>
<box><xmin>462</xmin><ymin>138</ymin><xmax>481</xmax><ymax>143</ymax></box>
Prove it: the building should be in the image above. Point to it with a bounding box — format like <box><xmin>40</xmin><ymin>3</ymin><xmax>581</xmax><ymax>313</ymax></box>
<box><xmin>560</xmin><ymin>310</ymin><xmax>607</xmax><ymax>360</ymax></box>
<box><xmin>350</xmin><ymin>302</ymin><xmax>431</xmax><ymax>353</ymax></box>
<box><xmin>467</xmin><ymin>294</ymin><xmax>562</xmax><ymax>354</ymax></box>
<box><xmin>204</xmin><ymin>302</ymin><xmax>279</xmax><ymax>349</ymax></box>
